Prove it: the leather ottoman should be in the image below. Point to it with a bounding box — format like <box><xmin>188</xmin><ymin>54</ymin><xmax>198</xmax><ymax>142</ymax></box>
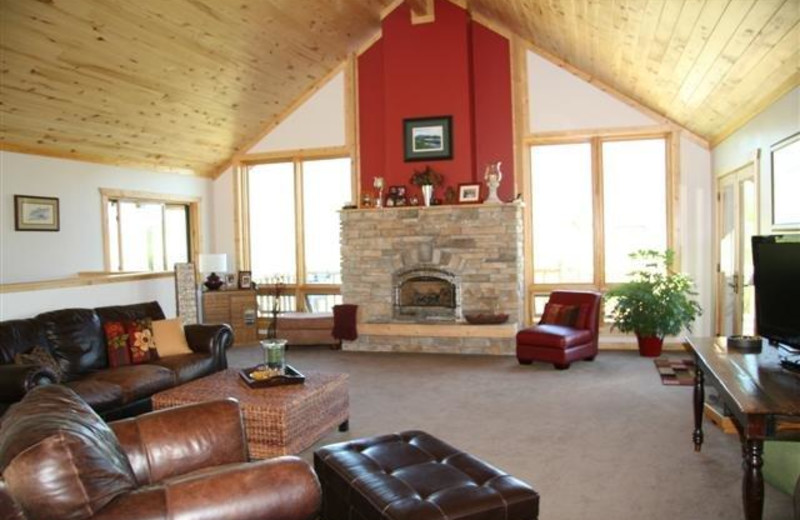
<box><xmin>314</xmin><ymin>430</ymin><xmax>539</xmax><ymax>520</ymax></box>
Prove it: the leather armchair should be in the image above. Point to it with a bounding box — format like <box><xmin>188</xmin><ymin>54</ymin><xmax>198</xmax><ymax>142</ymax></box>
<box><xmin>516</xmin><ymin>290</ymin><xmax>602</xmax><ymax>370</ymax></box>
<box><xmin>0</xmin><ymin>385</ymin><xmax>321</xmax><ymax>520</ymax></box>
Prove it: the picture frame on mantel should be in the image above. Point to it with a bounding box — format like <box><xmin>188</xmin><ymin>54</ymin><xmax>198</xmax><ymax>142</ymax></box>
<box><xmin>771</xmin><ymin>131</ymin><xmax>800</xmax><ymax>230</ymax></box>
<box><xmin>403</xmin><ymin>116</ymin><xmax>452</xmax><ymax>161</ymax></box>
<box><xmin>458</xmin><ymin>183</ymin><xmax>481</xmax><ymax>204</ymax></box>
<box><xmin>14</xmin><ymin>195</ymin><xmax>60</xmax><ymax>231</ymax></box>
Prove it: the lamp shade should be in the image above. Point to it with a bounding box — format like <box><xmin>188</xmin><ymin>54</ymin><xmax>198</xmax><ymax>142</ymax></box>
<box><xmin>198</xmin><ymin>253</ymin><xmax>227</xmax><ymax>273</ymax></box>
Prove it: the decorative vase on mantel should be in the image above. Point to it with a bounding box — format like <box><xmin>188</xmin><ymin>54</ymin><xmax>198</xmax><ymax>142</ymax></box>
<box><xmin>421</xmin><ymin>184</ymin><xmax>433</xmax><ymax>207</ymax></box>
<box><xmin>484</xmin><ymin>162</ymin><xmax>503</xmax><ymax>204</ymax></box>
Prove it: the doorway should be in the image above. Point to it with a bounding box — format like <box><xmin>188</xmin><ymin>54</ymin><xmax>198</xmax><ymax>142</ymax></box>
<box><xmin>715</xmin><ymin>160</ymin><xmax>758</xmax><ymax>337</ymax></box>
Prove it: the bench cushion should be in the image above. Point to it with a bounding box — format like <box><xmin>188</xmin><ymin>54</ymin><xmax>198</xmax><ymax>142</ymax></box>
<box><xmin>276</xmin><ymin>313</ymin><xmax>333</xmax><ymax>330</ymax></box>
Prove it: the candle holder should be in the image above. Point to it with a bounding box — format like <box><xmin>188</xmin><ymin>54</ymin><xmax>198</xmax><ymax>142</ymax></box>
<box><xmin>484</xmin><ymin>162</ymin><xmax>503</xmax><ymax>204</ymax></box>
<box><xmin>260</xmin><ymin>338</ymin><xmax>287</xmax><ymax>371</ymax></box>
<box><xmin>373</xmin><ymin>177</ymin><xmax>385</xmax><ymax>208</ymax></box>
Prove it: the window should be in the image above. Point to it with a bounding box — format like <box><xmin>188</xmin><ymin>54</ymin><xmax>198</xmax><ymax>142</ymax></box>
<box><xmin>602</xmin><ymin>139</ymin><xmax>666</xmax><ymax>283</ymax></box>
<box><xmin>531</xmin><ymin>143</ymin><xmax>594</xmax><ymax>284</ymax></box>
<box><xmin>528</xmin><ymin>136</ymin><xmax>672</xmax><ymax>318</ymax></box>
<box><xmin>102</xmin><ymin>190</ymin><xmax>197</xmax><ymax>273</ymax></box>
<box><xmin>245</xmin><ymin>155</ymin><xmax>353</xmax><ymax>312</ymax></box>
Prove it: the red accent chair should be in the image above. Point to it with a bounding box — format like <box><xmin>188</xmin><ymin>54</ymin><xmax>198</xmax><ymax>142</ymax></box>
<box><xmin>516</xmin><ymin>290</ymin><xmax>602</xmax><ymax>370</ymax></box>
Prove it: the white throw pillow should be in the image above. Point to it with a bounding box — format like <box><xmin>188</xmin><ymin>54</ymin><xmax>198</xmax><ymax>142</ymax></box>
<box><xmin>152</xmin><ymin>318</ymin><xmax>192</xmax><ymax>357</ymax></box>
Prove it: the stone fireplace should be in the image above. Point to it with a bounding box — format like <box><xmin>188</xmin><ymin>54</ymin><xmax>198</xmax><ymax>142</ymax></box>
<box><xmin>340</xmin><ymin>203</ymin><xmax>524</xmax><ymax>355</ymax></box>
<box><xmin>393</xmin><ymin>267</ymin><xmax>460</xmax><ymax>321</ymax></box>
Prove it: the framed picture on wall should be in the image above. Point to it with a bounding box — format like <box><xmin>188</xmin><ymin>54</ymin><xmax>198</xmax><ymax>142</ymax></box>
<box><xmin>14</xmin><ymin>195</ymin><xmax>60</xmax><ymax>231</ymax></box>
<box><xmin>403</xmin><ymin>116</ymin><xmax>453</xmax><ymax>161</ymax></box>
<box><xmin>771</xmin><ymin>131</ymin><xmax>800</xmax><ymax>230</ymax></box>
<box><xmin>238</xmin><ymin>271</ymin><xmax>252</xmax><ymax>290</ymax></box>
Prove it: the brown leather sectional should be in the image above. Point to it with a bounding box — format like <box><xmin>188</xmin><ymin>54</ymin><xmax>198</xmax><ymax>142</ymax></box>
<box><xmin>0</xmin><ymin>301</ymin><xmax>232</xmax><ymax>420</ymax></box>
<box><xmin>0</xmin><ymin>384</ymin><xmax>321</xmax><ymax>520</ymax></box>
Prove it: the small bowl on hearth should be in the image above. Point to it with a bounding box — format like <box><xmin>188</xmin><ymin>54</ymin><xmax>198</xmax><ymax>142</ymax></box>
<box><xmin>463</xmin><ymin>313</ymin><xmax>509</xmax><ymax>325</ymax></box>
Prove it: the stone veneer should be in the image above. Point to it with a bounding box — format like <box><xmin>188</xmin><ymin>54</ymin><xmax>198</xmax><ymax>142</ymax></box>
<box><xmin>340</xmin><ymin>203</ymin><xmax>524</xmax><ymax>355</ymax></box>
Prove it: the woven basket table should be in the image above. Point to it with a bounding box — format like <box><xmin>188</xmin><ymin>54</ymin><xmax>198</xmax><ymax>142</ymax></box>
<box><xmin>152</xmin><ymin>368</ymin><xmax>349</xmax><ymax>459</ymax></box>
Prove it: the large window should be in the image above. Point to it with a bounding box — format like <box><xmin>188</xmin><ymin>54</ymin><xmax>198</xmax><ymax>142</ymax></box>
<box><xmin>246</xmin><ymin>155</ymin><xmax>352</xmax><ymax>312</ymax></box>
<box><xmin>529</xmin><ymin>136</ymin><xmax>671</xmax><ymax>313</ymax></box>
<box><xmin>104</xmin><ymin>192</ymin><xmax>195</xmax><ymax>272</ymax></box>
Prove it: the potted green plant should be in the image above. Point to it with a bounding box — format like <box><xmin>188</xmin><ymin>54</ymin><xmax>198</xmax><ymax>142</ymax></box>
<box><xmin>605</xmin><ymin>249</ymin><xmax>702</xmax><ymax>357</ymax></box>
<box><xmin>410</xmin><ymin>165</ymin><xmax>443</xmax><ymax>206</ymax></box>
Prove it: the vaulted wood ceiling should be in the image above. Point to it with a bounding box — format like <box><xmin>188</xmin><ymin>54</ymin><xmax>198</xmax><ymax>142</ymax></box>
<box><xmin>1</xmin><ymin>0</ymin><xmax>798</xmax><ymax>177</ymax></box>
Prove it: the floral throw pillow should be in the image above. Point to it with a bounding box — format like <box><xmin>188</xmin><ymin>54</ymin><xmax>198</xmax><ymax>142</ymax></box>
<box><xmin>14</xmin><ymin>345</ymin><xmax>64</xmax><ymax>382</ymax></box>
<box><xmin>104</xmin><ymin>321</ymin><xmax>131</xmax><ymax>368</ymax></box>
<box><xmin>124</xmin><ymin>319</ymin><xmax>157</xmax><ymax>364</ymax></box>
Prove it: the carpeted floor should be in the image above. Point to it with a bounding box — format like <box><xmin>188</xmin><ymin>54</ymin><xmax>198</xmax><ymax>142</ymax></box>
<box><xmin>227</xmin><ymin>346</ymin><xmax>794</xmax><ymax>520</ymax></box>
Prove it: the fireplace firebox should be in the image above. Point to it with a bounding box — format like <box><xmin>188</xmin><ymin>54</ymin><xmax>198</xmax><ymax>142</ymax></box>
<box><xmin>393</xmin><ymin>267</ymin><xmax>460</xmax><ymax>321</ymax></box>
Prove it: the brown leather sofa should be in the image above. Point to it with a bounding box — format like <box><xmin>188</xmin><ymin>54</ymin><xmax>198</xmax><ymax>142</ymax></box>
<box><xmin>0</xmin><ymin>301</ymin><xmax>232</xmax><ymax>420</ymax></box>
<box><xmin>0</xmin><ymin>384</ymin><xmax>321</xmax><ymax>520</ymax></box>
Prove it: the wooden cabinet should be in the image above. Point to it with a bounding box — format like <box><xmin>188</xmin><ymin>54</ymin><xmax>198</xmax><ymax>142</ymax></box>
<box><xmin>202</xmin><ymin>290</ymin><xmax>258</xmax><ymax>345</ymax></box>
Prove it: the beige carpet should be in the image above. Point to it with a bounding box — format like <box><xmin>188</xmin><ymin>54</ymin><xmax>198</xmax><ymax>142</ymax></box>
<box><xmin>227</xmin><ymin>346</ymin><xmax>794</xmax><ymax>520</ymax></box>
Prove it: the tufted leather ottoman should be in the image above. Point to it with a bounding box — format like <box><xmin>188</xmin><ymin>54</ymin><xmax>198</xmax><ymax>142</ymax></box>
<box><xmin>314</xmin><ymin>430</ymin><xmax>539</xmax><ymax>520</ymax></box>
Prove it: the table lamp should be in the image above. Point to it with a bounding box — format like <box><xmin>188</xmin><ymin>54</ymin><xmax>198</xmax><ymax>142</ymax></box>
<box><xmin>198</xmin><ymin>253</ymin><xmax>228</xmax><ymax>291</ymax></box>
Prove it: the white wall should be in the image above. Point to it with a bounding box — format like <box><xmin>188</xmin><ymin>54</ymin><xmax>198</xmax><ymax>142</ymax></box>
<box><xmin>248</xmin><ymin>71</ymin><xmax>346</xmax><ymax>153</ymax></box>
<box><xmin>0</xmin><ymin>151</ymin><xmax>213</xmax><ymax>320</ymax></box>
<box><xmin>680</xmin><ymin>137</ymin><xmax>714</xmax><ymax>335</ymax></box>
<box><xmin>712</xmin><ymin>87</ymin><xmax>799</xmax><ymax>234</ymax></box>
<box><xmin>211</xmin><ymin>71</ymin><xmax>347</xmax><ymax>266</ymax></box>
<box><xmin>0</xmin><ymin>278</ymin><xmax>179</xmax><ymax>320</ymax></box>
<box><xmin>527</xmin><ymin>50</ymin><xmax>715</xmax><ymax>335</ymax></box>
<box><xmin>527</xmin><ymin>52</ymin><xmax>657</xmax><ymax>131</ymax></box>
<box><xmin>213</xmin><ymin>167</ymin><xmax>237</xmax><ymax>267</ymax></box>
<box><xmin>0</xmin><ymin>151</ymin><xmax>214</xmax><ymax>283</ymax></box>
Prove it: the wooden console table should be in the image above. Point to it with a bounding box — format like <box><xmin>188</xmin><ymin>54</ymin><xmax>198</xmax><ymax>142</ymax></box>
<box><xmin>686</xmin><ymin>337</ymin><xmax>800</xmax><ymax>520</ymax></box>
<box><xmin>202</xmin><ymin>289</ymin><xmax>258</xmax><ymax>345</ymax></box>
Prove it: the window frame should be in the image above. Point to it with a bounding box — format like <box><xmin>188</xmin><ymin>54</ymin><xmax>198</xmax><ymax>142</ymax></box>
<box><xmin>236</xmin><ymin>148</ymin><xmax>356</xmax><ymax>312</ymax></box>
<box><xmin>100</xmin><ymin>188</ymin><xmax>201</xmax><ymax>273</ymax></box>
<box><xmin>523</xmin><ymin>131</ymin><xmax>678</xmax><ymax>325</ymax></box>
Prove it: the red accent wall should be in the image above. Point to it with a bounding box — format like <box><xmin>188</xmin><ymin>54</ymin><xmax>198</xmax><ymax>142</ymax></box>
<box><xmin>357</xmin><ymin>0</ymin><xmax>514</xmax><ymax>203</ymax></box>
<box><xmin>358</xmin><ymin>40</ymin><xmax>385</xmax><ymax>195</ymax></box>
<box><xmin>471</xmin><ymin>22</ymin><xmax>515</xmax><ymax>201</ymax></box>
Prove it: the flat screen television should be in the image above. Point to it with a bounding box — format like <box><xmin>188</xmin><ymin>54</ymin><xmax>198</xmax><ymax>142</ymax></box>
<box><xmin>752</xmin><ymin>234</ymin><xmax>800</xmax><ymax>371</ymax></box>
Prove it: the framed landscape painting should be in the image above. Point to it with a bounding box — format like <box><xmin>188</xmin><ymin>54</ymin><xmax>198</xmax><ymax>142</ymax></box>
<box><xmin>404</xmin><ymin>116</ymin><xmax>452</xmax><ymax>161</ymax></box>
<box><xmin>14</xmin><ymin>195</ymin><xmax>59</xmax><ymax>231</ymax></box>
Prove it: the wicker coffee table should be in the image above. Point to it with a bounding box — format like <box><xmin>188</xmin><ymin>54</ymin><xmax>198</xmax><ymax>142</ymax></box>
<box><xmin>152</xmin><ymin>368</ymin><xmax>349</xmax><ymax>459</ymax></box>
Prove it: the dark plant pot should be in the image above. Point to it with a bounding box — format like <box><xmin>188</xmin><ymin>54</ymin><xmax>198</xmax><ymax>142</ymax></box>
<box><xmin>636</xmin><ymin>334</ymin><xmax>663</xmax><ymax>357</ymax></box>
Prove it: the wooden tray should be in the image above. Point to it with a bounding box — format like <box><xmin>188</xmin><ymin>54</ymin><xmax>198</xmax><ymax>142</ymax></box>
<box><xmin>238</xmin><ymin>364</ymin><xmax>306</xmax><ymax>388</ymax></box>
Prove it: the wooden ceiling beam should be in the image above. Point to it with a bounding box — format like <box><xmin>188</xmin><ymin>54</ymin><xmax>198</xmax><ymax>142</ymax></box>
<box><xmin>407</xmin><ymin>0</ymin><xmax>435</xmax><ymax>24</ymax></box>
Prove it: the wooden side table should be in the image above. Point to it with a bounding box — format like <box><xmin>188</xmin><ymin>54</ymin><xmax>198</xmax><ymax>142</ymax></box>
<box><xmin>202</xmin><ymin>289</ymin><xmax>258</xmax><ymax>345</ymax></box>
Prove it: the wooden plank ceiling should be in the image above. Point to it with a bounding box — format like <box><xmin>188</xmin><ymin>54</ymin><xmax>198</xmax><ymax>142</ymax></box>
<box><xmin>0</xmin><ymin>0</ymin><xmax>393</xmax><ymax>176</ymax></box>
<box><xmin>1</xmin><ymin>0</ymin><xmax>798</xmax><ymax>177</ymax></box>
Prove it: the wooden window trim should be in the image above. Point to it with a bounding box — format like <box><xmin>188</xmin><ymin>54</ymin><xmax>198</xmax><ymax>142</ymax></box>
<box><xmin>99</xmin><ymin>188</ymin><xmax>201</xmax><ymax>273</ymax></box>
<box><xmin>524</xmin><ymin>132</ymin><xmax>679</xmax><ymax>324</ymax></box>
<box><xmin>238</xmin><ymin>151</ymin><xmax>355</xmax><ymax>312</ymax></box>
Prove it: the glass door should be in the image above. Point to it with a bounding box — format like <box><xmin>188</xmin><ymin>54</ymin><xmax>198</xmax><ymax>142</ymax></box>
<box><xmin>715</xmin><ymin>164</ymin><xmax>757</xmax><ymax>336</ymax></box>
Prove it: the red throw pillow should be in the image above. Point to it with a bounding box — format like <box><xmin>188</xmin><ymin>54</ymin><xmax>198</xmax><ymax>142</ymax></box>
<box><xmin>575</xmin><ymin>303</ymin><xmax>591</xmax><ymax>330</ymax></box>
<box><xmin>124</xmin><ymin>318</ymin><xmax>157</xmax><ymax>364</ymax></box>
<box><xmin>540</xmin><ymin>303</ymin><xmax>580</xmax><ymax>327</ymax></box>
<box><xmin>104</xmin><ymin>321</ymin><xmax>131</xmax><ymax>368</ymax></box>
